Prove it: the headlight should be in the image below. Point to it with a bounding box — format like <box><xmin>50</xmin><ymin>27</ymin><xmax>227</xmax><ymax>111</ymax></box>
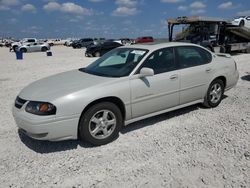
<box><xmin>25</xmin><ymin>101</ymin><xmax>56</xmax><ymax>115</ymax></box>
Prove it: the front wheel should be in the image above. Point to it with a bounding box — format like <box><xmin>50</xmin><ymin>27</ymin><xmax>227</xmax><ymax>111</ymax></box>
<box><xmin>239</xmin><ymin>20</ymin><xmax>245</xmax><ymax>27</ymax></box>
<box><xmin>41</xmin><ymin>47</ymin><xmax>48</xmax><ymax>52</ymax></box>
<box><xmin>79</xmin><ymin>102</ymin><xmax>123</xmax><ymax>146</ymax></box>
<box><xmin>13</xmin><ymin>46</ymin><xmax>18</xmax><ymax>52</ymax></box>
<box><xmin>203</xmin><ymin>79</ymin><xmax>224</xmax><ymax>108</ymax></box>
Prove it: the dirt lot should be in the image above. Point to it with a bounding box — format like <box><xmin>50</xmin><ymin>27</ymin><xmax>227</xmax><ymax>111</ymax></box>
<box><xmin>0</xmin><ymin>46</ymin><xmax>249</xmax><ymax>188</ymax></box>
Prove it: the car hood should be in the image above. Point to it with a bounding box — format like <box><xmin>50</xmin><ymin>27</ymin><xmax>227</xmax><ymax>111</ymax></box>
<box><xmin>19</xmin><ymin>69</ymin><xmax>115</xmax><ymax>101</ymax></box>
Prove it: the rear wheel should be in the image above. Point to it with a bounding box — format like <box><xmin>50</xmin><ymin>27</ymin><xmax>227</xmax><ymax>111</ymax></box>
<box><xmin>203</xmin><ymin>79</ymin><xmax>224</xmax><ymax>108</ymax></box>
<box><xmin>79</xmin><ymin>102</ymin><xmax>123</xmax><ymax>146</ymax></box>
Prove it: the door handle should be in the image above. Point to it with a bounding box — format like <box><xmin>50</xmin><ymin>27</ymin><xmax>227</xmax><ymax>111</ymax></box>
<box><xmin>170</xmin><ymin>74</ymin><xmax>178</xmax><ymax>80</ymax></box>
<box><xmin>206</xmin><ymin>68</ymin><xmax>212</xmax><ymax>73</ymax></box>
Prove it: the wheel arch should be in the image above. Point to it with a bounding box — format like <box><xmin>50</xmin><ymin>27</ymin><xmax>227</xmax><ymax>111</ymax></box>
<box><xmin>212</xmin><ymin>76</ymin><xmax>226</xmax><ymax>88</ymax></box>
<box><xmin>77</xmin><ymin>96</ymin><xmax>126</xmax><ymax>137</ymax></box>
<box><xmin>20</xmin><ymin>47</ymin><xmax>27</xmax><ymax>52</ymax></box>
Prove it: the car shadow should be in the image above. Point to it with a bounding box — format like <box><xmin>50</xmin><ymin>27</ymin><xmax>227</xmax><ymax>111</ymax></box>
<box><xmin>18</xmin><ymin>130</ymin><xmax>93</xmax><ymax>154</ymax></box>
<box><xmin>121</xmin><ymin>95</ymin><xmax>228</xmax><ymax>134</ymax></box>
<box><xmin>241</xmin><ymin>73</ymin><xmax>250</xmax><ymax>81</ymax></box>
<box><xmin>230</xmin><ymin>52</ymin><xmax>242</xmax><ymax>56</ymax></box>
<box><xmin>121</xmin><ymin>104</ymin><xmax>199</xmax><ymax>134</ymax></box>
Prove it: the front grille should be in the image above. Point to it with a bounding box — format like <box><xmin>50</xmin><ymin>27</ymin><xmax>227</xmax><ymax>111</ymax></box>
<box><xmin>15</xmin><ymin>96</ymin><xmax>27</xmax><ymax>109</ymax></box>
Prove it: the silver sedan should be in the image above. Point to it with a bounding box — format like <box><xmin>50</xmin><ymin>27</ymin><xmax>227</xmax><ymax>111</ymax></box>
<box><xmin>18</xmin><ymin>42</ymin><xmax>50</xmax><ymax>53</ymax></box>
<box><xmin>13</xmin><ymin>42</ymin><xmax>239</xmax><ymax>145</ymax></box>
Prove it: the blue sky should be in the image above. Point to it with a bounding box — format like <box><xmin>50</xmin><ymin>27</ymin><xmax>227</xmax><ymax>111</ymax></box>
<box><xmin>0</xmin><ymin>0</ymin><xmax>250</xmax><ymax>39</ymax></box>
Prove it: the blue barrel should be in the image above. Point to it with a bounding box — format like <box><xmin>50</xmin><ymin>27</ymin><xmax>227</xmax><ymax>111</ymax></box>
<box><xmin>47</xmin><ymin>51</ymin><xmax>52</xmax><ymax>56</ymax></box>
<box><xmin>15</xmin><ymin>51</ymin><xmax>23</xmax><ymax>60</ymax></box>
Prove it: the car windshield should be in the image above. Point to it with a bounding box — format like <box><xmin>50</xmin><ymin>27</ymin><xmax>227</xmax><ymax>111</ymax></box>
<box><xmin>80</xmin><ymin>48</ymin><xmax>148</xmax><ymax>77</ymax></box>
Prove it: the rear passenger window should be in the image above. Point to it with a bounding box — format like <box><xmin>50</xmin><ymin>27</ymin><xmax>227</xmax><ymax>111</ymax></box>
<box><xmin>176</xmin><ymin>46</ymin><xmax>212</xmax><ymax>68</ymax></box>
<box><xmin>139</xmin><ymin>47</ymin><xmax>176</xmax><ymax>74</ymax></box>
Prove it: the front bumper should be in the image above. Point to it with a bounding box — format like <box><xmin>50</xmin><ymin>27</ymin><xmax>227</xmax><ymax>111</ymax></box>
<box><xmin>12</xmin><ymin>103</ymin><xmax>80</xmax><ymax>141</ymax></box>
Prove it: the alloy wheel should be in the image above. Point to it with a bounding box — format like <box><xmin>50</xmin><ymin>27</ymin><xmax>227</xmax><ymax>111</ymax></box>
<box><xmin>209</xmin><ymin>83</ymin><xmax>222</xmax><ymax>104</ymax></box>
<box><xmin>89</xmin><ymin>110</ymin><xmax>116</xmax><ymax>139</ymax></box>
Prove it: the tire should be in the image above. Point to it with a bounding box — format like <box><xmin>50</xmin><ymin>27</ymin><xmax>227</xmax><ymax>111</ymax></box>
<box><xmin>203</xmin><ymin>79</ymin><xmax>224</xmax><ymax>108</ymax></box>
<box><xmin>41</xmin><ymin>47</ymin><xmax>48</xmax><ymax>52</ymax></box>
<box><xmin>20</xmin><ymin>48</ymin><xmax>27</xmax><ymax>53</ymax></box>
<box><xmin>239</xmin><ymin>20</ymin><xmax>245</xmax><ymax>27</ymax></box>
<box><xmin>94</xmin><ymin>51</ymin><xmax>101</xmax><ymax>57</ymax></box>
<box><xmin>79</xmin><ymin>102</ymin><xmax>123</xmax><ymax>146</ymax></box>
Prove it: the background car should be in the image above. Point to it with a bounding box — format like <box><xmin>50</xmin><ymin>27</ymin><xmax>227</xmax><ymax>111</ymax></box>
<box><xmin>231</xmin><ymin>16</ymin><xmax>250</xmax><ymax>28</ymax></box>
<box><xmin>135</xmin><ymin>36</ymin><xmax>154</xmax><ymax>43</ymax></box>
<box><xmin>114</xmin><ymin>38</ymin><xmax>133</xmax><ymax>45</ymax></box>
<box><xmin>11</xmin><ymin>38</ymin><xmax>37</xmax><ymax>52</ymax></box>
<box><xmin>18</xmin><ymin>42</ymin><xmax>50</xmax><ymax>53</ymax></box>
<box><xmin>85</xmin><ymin>41</ymin><xmax>123</xmax><ymax>57</ymax></box>
<box><xmin>72</xmin><ymin>38</ymin><xmax>94</xmax><ymax>49</ymax></box>
<box><xmin>93</xmin><ymin>38</ymin><xmax>106</xmax><ymax>45</ymax></box>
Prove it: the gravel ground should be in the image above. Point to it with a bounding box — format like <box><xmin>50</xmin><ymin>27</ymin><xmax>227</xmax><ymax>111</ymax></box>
<box><xmin>0</xmin><ymin>46</ymin><xmax>249</xmax><ymax>188</ymax></box>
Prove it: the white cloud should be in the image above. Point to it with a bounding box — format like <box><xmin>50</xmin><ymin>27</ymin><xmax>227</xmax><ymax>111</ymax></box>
<box><xmin>112</xmin><ymin>0</ymin><xmax>139</xmax><ymax>16</ymax></box>
<box><xmin>237</xmin><ymin>10</ymin><xmax>250</xmax><ymax>16</ymax></box>
<box><xmin>21</xmin><ymin>4</ymin><xmax>36</xmax><ymax>13</ymax></box>
<box><xmin>0</xmin><ymin>0</ymin><xmax>19</xmax><ymax>10</ymax></box>
<box><xmin>0</xmin><ymin>0</ymin><xmax>19</xmax><ymax>6</ymax></box>
<box><xmin>43</xmin><ymin>2</ymin><xmax>92</xmax><ymax>15</ymax></box>
<box><xmin>115</xmin><ymin>0</ymin><xmax>137</xmax><ymax>7</ymax></box>
<box><xmin>9</xmin><ymin>18</ymin><xmax>17</xmax><ymax>23</ymax></box>
<box><xmin>161</xmin><ymin>0</ymin><xmax>184</xmax><ymax>3</ymax></box>
<box><xmin>190</xmin><ymin>1</ymin><xmax>206</xmax><ymax>9</ymax></box>
<box><xmin>178</xmin><ymin>5</ymin><xmax>188</xmax><ymax>11</ymax></box>
<box><xmin>218</xmin><ymin>2</ymin><xmax>241</xmax><ymax>10</ymax></box>
<box><xmin>191</xmin><ymin>9</ymin><xmax>206</xmax><ymax>14</ymax></box>
<box><xmin>61</xmin><ymin>2</ymin><xmax>91</xmax><ymax>15</ymax></box>
<box><xmin>218</xmin><ymin>2</ymin><xmax>233</xmax><ymax>9</ymax></box>
<box><xmin>43</xmin><ymin>2</ymin><xmax>61</xmax><ymax>11</ymax></box>
<box><xmin>112</xmin><ymin>6</ymin><xmax>138</xmax><ymax>16</ymax></box>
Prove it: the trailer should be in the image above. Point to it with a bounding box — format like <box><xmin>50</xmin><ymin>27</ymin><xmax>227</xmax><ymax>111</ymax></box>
<box><xmin>167</xmin><ymin>16</ymin><xmax>250</xmax><ymax>53</ymax></box>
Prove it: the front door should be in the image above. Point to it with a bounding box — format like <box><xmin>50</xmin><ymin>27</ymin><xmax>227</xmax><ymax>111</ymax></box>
<box><xmin>130</xmin><ymin>47</ymin><xmax>180</xmax><ymax>118</ymax></box>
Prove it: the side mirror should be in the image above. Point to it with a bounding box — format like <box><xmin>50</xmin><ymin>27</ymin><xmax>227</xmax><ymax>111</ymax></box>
<box><xmin>139</xmin><ymin>68</ymin><xmax>154</xmax><ymax>77</ymax></box>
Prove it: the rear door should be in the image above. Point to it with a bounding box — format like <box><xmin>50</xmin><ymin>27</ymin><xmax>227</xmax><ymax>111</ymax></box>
<box><xmin>175</xmin><ymin>46</ymin><xmax>213</xmax><ymax>104</ymax></box>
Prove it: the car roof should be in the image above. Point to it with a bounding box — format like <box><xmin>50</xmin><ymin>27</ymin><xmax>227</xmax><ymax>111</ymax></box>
<box><xmin>119</xmin><ymin>42</ymin><xmax>204</xmax><ymax>51</ymax></box>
